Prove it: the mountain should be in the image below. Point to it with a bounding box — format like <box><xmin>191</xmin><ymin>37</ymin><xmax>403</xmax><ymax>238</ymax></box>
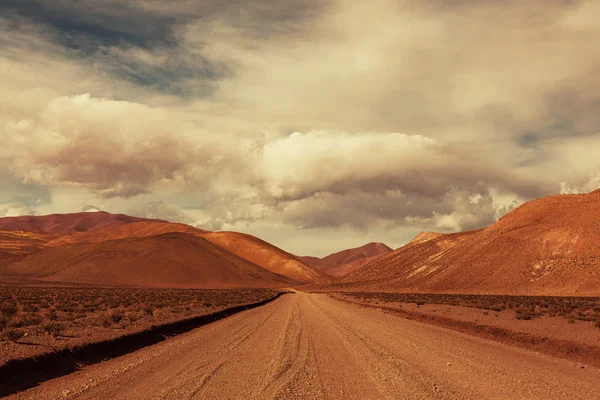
<box><xmin>0</xmin><ymin>211</ymin><xmax>162</xmax><ymax>234</ymax></box>
<box><xmin>201</xmin><ymin>232</ymin><xmax>331</xmax><ymax>284</ymax></box>
<box><xmin>335</xmin><ymin>189</ymin><xmax>600</xmax><ymax>296</ymax></box>
<box><xmin>0</xmin><ymin>231</ymin><xmax>57</xmax><ymax>266</ymax></box>
<box><xmin>299</xmin><ymin>242</ymin><xmax>392</xmax><ymax>277</ymax></box>
<box><xmin>44</xmin><ymin>222</ymin><xmax>329</xmax><ymax>284</ymax></box>
<box><xmin>0</xmin><ymin>211</ymin><xmax>328</xmax><ymax>288</ymax></box>
<box><xmin>0</xmin><ymin>232</ymin><xmax>296</xmax><ymax>288</ymax></box>
<box><xmin>45</xmin><ymin>221</ymin><xmax>206</xmax><ymax>247</ymax></box>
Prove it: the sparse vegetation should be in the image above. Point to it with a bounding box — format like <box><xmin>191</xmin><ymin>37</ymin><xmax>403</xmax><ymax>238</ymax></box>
<box><xmin>43</xmin><ymin>322</ymin><xmax>63</xmax><ymax>336</ymax></box>
<box><xmin>340</xmin><ymin>292</ymin><xmax>600</xmax><ymax>325</ymax></box>
<box><xmin>0</xmin><ymin>286</ymin><xmax>281</xmax><ymax>364</ymax></box>
<box><xmin>4</xmin><ymin>328</ymin><xmax>24</xmax><ymax>342</ymax></box>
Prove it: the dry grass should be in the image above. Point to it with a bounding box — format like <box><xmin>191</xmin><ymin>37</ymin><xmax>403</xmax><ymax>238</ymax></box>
<box><xmin>0</xmin><ymin>286</ymin><xmax>278</xmax><ymax>345</ymax></box>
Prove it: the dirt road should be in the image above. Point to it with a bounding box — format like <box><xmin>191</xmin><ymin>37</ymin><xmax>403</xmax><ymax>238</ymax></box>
<box><xmin>9</xmin><ymin>293</ymin><xmax>600</xmax><ymax>399</ymax></box>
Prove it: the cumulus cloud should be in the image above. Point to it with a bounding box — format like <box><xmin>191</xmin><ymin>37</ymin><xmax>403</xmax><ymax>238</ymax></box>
<box><xmin>1</xmin><ymin>0</ymin><xmax>599</xmax><ymax>253</ymax></box>
<box><xmin>250</xmin><ymin>130</ymin><xmax>544</xmax><ymax>231</ymax></box>
<box><xmin>560</xmin><ymin>173</ymin><xmax>600</xmax><ymax>195</ymax></box>
<box><xmin>0</xmin><ymin>203</ymin><xmax>37</xmax><ymax>218</ymax></box>
<box><xmin>258</xmin><ymin>131</ymin><xmax>546</xmax><ymax>200</ymax></box>
<box><xmin>1</xmin><ymin>94</ymin><xmax>240</xmax><ymax>198</ymax></box>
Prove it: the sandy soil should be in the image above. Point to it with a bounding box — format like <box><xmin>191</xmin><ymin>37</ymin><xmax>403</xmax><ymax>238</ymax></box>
<box><xmin>8</xmin><ymin>292</ymin><xmax>600</xmax><ymax>399</ymax></box>
<box><xmin>334</xmin><ymin>294</ymin><xmax>600</xmax><ymax>349</ymax></box>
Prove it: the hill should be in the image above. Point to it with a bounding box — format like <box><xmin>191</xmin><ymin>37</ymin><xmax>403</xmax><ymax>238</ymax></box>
<box><xmin>299</xmin><ymin>242</ymin><xmax>392</xmax><ymax>277</ymax></box>
<box><xmin>335</xmin><ymin>189</ymin><xmax>600</xmax><ymax>295</ymax></box>
<box><xmin>0</xmin><ymin>212</ymin><xmax>331</xmax><ymax>288</ymax></box>
<box><xmin>0</xmin><ymin>232</ymin><xmax>296</xmax><ymax>288</ymax></box>
<box><xmin>0</xmin><ymin>231</ymin><xmax>57</xmax><ymax>266</ymax></box>
<box><xmin>45</xmin><ymin>221</ymin><xmax>206</xmax><ymax>247</ymax></box>
<box><xmin>201</xmin><ymin>232</ymin><xmax>331</xmax><ymax>284</ymax></box>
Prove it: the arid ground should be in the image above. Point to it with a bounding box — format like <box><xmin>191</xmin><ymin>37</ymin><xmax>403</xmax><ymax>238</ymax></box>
<box><xmin>0</xmin><ymin>287</ymin><xmax>280</xmax><ymax>366</ymax></box>
<box><xmin>5</xmin><ymin>292</ymin><xmax>600</xmax><ymax>400</ymax></box>
<box><xmin>2</xmin><ymin>193</ymin><xmax>600</xmax><ymax>399</ymax></box>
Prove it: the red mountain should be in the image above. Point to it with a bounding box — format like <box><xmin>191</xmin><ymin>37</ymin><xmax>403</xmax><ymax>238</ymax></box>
<box><xmin>0</xmin><ymin>232</ymin><xmax>296</xmax><ymax>288</ymax></box>
<box><xmin>0</xmin><ymin>211</ymin><xmax>328</xmax><ymax>287</ymax></box>
<box><xmin>201</xmin><ymin>232</ymin><xmax>331</xmax><ymax>284</ymax></box>
<box><xmin>335</xmin><ymin>189</ymin><xmax>600</xmax><ymax>296</ymax></box>
<box><xmin>299</xmin><ymin>242</ymin><xmax>392</xmax><ymax>277</ymax></box>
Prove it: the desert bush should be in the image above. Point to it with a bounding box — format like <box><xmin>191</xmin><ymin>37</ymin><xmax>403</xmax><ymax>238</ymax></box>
<box><xmin>1</xmin><ymin>302</ymin><xmax>18</xmax><ymax>317</ymax></box>
<box><xmin>23</xmin><ymin>304</ymin><xmax>39</xmax><ymax>313</ymax></box>
<box><xmin>4</xmin><ymin>328</ymin><xmax>24</xmax><ymax>342</ymax></box>
<box><xmin>125</xmin><ymin>311</ymin><xmax>143</xmax><ymax>323</ymax></box>
<box><xmin>9</xmin><ymin>315</ymin><xmax>42</xmax><ymax>328</ymax></box>
<box><xmin>47</xmin><ymin>309</ymin><xmax>58</xmax><ymax>321</ymax></box>
<box><xmin>142</xmin><ymin>306</ymin><xmax>154</xmax><ymax>316</ymax></box>
<box><xmin>515</xmin><ymin>310</ymin><xmax>535</xmax><ymax>320</ymax></box>
<box><xmin>111</xmin><ymin>310</ymin><xmax>124</xmax><ymax>323</ymax></box>
<box><xmin>102</xmin><ymin>310</ymin><xmax>124</xmax><ymax>327</ymax></box>
<box><xmin>101</xmin><ymin>315</ymin><xmax>113</xmax><ymax>328</ymax></box>
<box><xmin>0</xmin><ymin>316</ymin><xmax>8</xmax><ymax>331</ymax></box>
<box><xmin>43</xmin><ymin>322</ymin><xmax>64</xmax><ymax>336</ymax></box>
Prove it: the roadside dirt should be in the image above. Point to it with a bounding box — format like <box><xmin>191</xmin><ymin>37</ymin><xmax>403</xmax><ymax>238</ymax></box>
<box><xmin>331</xmin><ymin>294</ymin><xmax>600</xmax><ymax>368</ymax></box>
<box><xmin>6</xmin><ymin>292</ymin><xmax>600</xmax><ymax>399</ymax></box>
<box><xmin>341</xmin><ymin>295</ymin><xmax>600</xmax><ymax>343</ymax></box>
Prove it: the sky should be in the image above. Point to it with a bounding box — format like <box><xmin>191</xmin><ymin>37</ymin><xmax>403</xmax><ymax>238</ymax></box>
<box><xmin>1</xmin><ymin>0</ymin><xmax>599</xmax><ymax>256</ymax></box>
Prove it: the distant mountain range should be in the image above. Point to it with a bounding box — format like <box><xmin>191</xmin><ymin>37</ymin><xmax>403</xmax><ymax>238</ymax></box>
<box><xmin>2</xmin><ymin>188</ymin><xmax>600</xmax><ymax>295</ymax></box>
<box><xmin>299</xmin><ymin>242</ymin><xmax>392</xmax><ymax>277</ymax></box>
<box><xmin>0</xmin><ymin>211</ymin><xmax>375</xmax><ymax>288</ymax></box>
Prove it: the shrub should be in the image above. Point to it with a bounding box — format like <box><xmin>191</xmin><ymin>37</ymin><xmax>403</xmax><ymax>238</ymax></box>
<box><xmin>44</xmin><ymin>322</ymin><xmax>64</xmax><ymax>336</ymax></box>
<box><xmin>0</xmin><ymin>316</ymin><xmax>8</xmax><ymax>331</ymax></box>
<box><xmin>23</xmin><ymin>304</ymin><xmax>39</xmax><ymax>313</ymax></box>
<box><xmin>102</xmin><ymin>310</ymin><xmax>124</xmax><ymax>327</ymax></box>
<box><xmin>110</xmin><ymin>310</ymin><xmax>124</xmax><ymax>324</ymax></box>
<box><xmin>102</xmin><ymin>315</ymin><xmax>113</xmax><ymax>328</ymax></box>
<box><xmin>1</xmin><ymin>303</ymin><xmax>18</xmax><ymax>317</ymax></box>
<box><xmin>142</xmin><ymin>306</ymin><xmax>154</xmax><ymax>316</ymax></box>
<box><xmin>515</xmin><ymin>309</ymin><xmax>536</xmax><ymax>320</ymax></box>
<box><xmin>9</xmin><ymin>315</ymin><xmax>42</xmax><ymax>328</ymax></box>
<box><xmin>4</xmin><ymin>328</ymin><xmax>24</xmax><ymax>342</ymax></box>
<box><xmin>126</xmin><ymin>311</ymin><xmax>143</xmax><ymax>323</ymax></box>
<box><xmin>47</xmin><ymin>309</ymin><xmax>58</xmax><ymax>321</ymax></box>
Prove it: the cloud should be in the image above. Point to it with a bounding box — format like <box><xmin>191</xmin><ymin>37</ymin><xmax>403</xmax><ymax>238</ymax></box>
<box><xmin>1</xmin><ymin>94</ymin><xmax>238</xmax><ymax>198</ymax></box>
<box><xmin>1</xmin><ymin>0</ymin><xmax>599</xmax><ymax>254</ymax></box>
<box><xmin>0</xmin><ymin>203</ymin><xmax>36</xmax><ymax>217</ymax></box>
<box><xmin>560</xmin><ymin>173</ymin><xmax>600</xmax><ymax>195</ymax></box>
<box><xmin>258</xmin><ymin>131</ymin><xmax>545</xmax><ymax>200</ymax></box>
<box><xmin>81</xmin><ymin>204</ymin><xmax>103</xmax><ymax>212</ymax></box>
<box><xmin>126</xmin><ymin>200</ymin><xmax>195</xmax><ymax>224</ymax></box>
<box><xmin>251</xmin><ymin>130</ymin><xmax>544</xmax><ymax>231</ymax></box>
